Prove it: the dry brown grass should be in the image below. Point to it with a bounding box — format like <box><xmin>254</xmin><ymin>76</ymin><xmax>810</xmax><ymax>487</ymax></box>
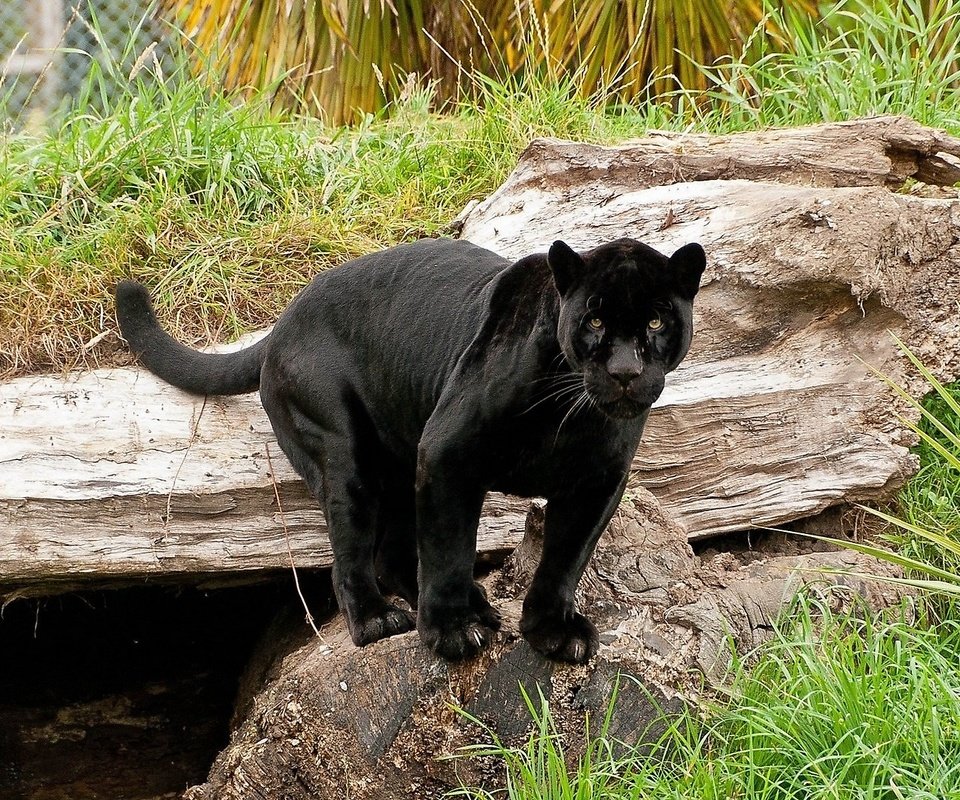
<box><xmin>0</xmin><ymin>208</ymin><xmax>394</xmax><ymax>379</ymax></box>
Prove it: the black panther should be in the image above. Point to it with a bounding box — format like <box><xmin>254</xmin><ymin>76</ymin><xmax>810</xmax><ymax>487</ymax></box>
<box><xmin>116</xmin><ymin>236</ymin><xmax>704</xmax><ymax>663</ymax></box>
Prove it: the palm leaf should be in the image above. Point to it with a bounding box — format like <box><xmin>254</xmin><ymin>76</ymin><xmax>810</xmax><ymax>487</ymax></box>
<box><xmin>161</xmin><ymin>0</ymin><xmax>820</xmax><ymax>124</ymax></box>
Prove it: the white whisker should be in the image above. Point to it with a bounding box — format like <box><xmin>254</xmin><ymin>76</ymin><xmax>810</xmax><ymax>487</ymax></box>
<box><xmin>554</xmin><ymin>388</ymin><xmax>593</xmax><ymax>444</ymax></box>
<box><xmin>521</xmin><ymin>373</ymin><xmax>585</xmax><ymax>415</ymax></box>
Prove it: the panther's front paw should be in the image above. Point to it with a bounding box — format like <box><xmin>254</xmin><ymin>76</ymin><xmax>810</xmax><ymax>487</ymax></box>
<box><xmin>520</xmin><ymin>606</ymin><xmax>599</xmax><ymax>664</ymax></box>
<box><xmin>418</xmin><ymin>613</ymin><xmax>498</xmax><ymax>660</ymax></box>
<box><xmin>417</xmin><ymin>581</ymin><xmax>501</xmax><ymax>660</ymax></box>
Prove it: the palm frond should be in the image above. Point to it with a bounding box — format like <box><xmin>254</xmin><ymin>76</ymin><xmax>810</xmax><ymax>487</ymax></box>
<box><xmin>160</xmin><ymin>0</ymin><xmax>820</xmax><ymax>124</ymax></box>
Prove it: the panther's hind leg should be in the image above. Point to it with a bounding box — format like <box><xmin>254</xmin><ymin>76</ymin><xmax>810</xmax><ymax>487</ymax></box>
<box><xmin>261</xmin><ymin>379</ymin><xmax>415</xmax><ymax>647</ymax></box>
<box><xmin>374</xmin><ymin>478</ymin><xmax>419</xmax><ymax>608</ymax></box>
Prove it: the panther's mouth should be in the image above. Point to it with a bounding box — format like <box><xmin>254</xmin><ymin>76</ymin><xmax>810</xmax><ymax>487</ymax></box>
<box><xmin>583</xmin><ymin>383</ymin><xmax>645</xmax><ymax>418</ymax></box>
<box><xmin>583</xmin><ymin>375</ymin><xmax>655</xmax><ymax>420</ymax></box>
<box><xmin>596</xmin><ymin>396</ymin><xmax>647</xmax><ymax>419</ymax></box>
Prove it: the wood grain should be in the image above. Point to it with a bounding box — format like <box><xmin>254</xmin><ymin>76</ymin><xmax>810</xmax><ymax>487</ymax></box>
<box><xmin>4</xmin><ymin>116</ymin><xmax>960</xmax><ymax>593</ymax></box>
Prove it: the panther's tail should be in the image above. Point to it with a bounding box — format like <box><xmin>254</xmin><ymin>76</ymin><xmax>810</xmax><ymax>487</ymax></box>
<box><xmin>115</xmin><ymin>280</ymin><xmax>268</xmax><ymax>396</ymax></box>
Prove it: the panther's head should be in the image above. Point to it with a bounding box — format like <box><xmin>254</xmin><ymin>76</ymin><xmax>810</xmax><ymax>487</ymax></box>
<box><xmin>550</xmin><ymin>237</ymin><xmax>705</xmax><ymax>420</ymax></box>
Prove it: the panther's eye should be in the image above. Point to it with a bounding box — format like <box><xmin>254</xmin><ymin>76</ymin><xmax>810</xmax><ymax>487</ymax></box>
<box><xmin>587</xmin><ymin>317</ymin><xmax>604</xmax><ymax>331</ymax></box>
<box><xmin>648</xmin><ymin>317</ymin><xmax>663</xmax><ymax>331</ymax></box>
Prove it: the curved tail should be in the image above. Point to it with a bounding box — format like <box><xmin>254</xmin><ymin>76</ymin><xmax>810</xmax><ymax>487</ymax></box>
<box><xmin>115</xmin><ymin>281</ymin><xmax>267</xmax><ymax>396</ymax></box>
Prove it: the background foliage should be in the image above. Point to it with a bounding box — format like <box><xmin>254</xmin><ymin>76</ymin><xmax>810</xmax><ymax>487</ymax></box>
<box><xmin>163</xmin><ymin>0</ymin><xmax>820</xmax><ymax>124</ymax></box>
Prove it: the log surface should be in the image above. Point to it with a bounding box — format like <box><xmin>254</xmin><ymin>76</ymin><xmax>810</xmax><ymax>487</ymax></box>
<box><xmin>0</xmin><ymin>368</ymin><xmax>529</xmax><ymax>595</ymax></box>
<box><xmin>457</xmin><ymin>115</ymin><xmax>960</xmax><ymax>536</ymax></box>
<box><xmin>3</xmin><ymin>116</ymin><xmax>960</xmax><ymax>594</ymax></box>
<box><xmin>183</xmin><ymin>493</ymin><xmax>906</xmax><ymax>800</ymax></box>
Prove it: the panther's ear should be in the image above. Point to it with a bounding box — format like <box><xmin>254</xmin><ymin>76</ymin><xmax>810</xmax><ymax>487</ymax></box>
<box><xmin>670</xmin><ymin>242</ymin><xmax>706</xmax><ymax>299</ymax></box>
<box><xmin>548</xmin><ymin>240</ymin><xmax>585</xmax><ymax>296</ymax></box>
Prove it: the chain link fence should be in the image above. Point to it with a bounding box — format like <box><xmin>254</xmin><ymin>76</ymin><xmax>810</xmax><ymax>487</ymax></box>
<box><xmin>1</xmin><ymin>0</ymin><xmax>171</xmax><ymax>123</ymax></box>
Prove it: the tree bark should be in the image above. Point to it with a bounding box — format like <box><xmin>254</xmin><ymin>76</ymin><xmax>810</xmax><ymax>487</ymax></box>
<box><xmin>2</xmin><ymin>114</ymin><xmax>957</xmax><ymax>590</ymax></box>
<box><xmin>0</xmin><ymin>366</ymin><xmax>528</xmax><ymax>597</ymax></box>
<box><xmin>183</xmin><ymin>492</ymin><xmax>905</xmax><ymax>800</ymax></box>
<box><xmin>456</xmin><ymin>115</ymin><xmax>960</xmax><ymax>538</ymax></box>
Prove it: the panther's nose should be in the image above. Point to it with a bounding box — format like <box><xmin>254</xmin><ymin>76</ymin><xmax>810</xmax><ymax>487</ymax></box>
<box><xmin>608</xmin><ymin>344</ymin><xmax>643</xmax><ymax>387</ymax></box>
<box><xmin>611</xmin><ymin>368</ymin><xmax>641</xmax><ymax>387</ymax></box>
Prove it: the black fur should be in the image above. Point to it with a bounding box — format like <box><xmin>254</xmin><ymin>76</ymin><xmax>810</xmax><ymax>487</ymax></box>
<box><xmin>115</xmin><ymin>281</ymin><xmax>266</xmax><ymax>395</ymax></box>
<box><xmin>116</xmin><ymin>237</ymin><xmax>705</xmax><ymax>663</ymax></box>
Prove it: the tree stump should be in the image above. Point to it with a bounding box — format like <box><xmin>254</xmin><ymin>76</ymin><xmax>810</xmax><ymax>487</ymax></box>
<box><xmin>184</xmin><ymin>492</ymin><xmax>904</xmax><ymax>800</ymax></box>
<box><xmin>1</xmin><ymin>116</ymin><xmax>956</xmax><ymax>797</ymax></box>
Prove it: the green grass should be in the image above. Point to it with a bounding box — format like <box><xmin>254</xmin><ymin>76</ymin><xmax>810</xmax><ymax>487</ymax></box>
<box><xmin>684</xmin><ymin>604</ymin><xmax>960</xmax><ymax>799</ymax></box>
<box><xmin>897</xmin><ymin>378</ymin><xmax>960</xmax><ymax>574</ymax></box>
<box><xmin>450</xmin><ymin>682</ymin><xmax>629</xmax><ymax>800</ymax></box>
<box><xmin>0</xmin><ymin>38</ymin><xmax>660</xmax><ymax>377</ymax></box>
<box><xmin>5</xmin><ymin>0</ymin><xmax>960</xmax><ymax>376</ymax></box>
<box><xmin>453</xmin><ymin>599</ymin><xmax>960</xmax><ymax>800</ymax></box>
<box><xmin>693</xmin><ymin>0</ymin><xmax>960</xmax><ymax>132</ymax></box>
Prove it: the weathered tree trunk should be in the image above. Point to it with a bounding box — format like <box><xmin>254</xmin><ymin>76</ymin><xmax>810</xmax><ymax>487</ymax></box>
<box><xmin>183</xmin><ymin>492</ymin><xmax>904</xmax><ymax>800</ymax></box>
<box><xmin>0</xmin><ymin>367</ymin><xmax>529</xmax><ymax>597</ymax></box>
<box><xmin>3</xmin><ymin>117</ymin><xmax>959</xmax><ymax>598</ymax></box>
<box><xmin>455</xmin><ymin>115</ymin><xmax>960</xmax><ymax>538</ymax></box>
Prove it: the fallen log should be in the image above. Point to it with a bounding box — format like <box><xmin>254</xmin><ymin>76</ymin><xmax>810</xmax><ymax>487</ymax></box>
<box><xmin>2</xmin><ymin>115</ymin><xmax>958</xmax><ymax>596</ymax></box>
<box><xmin>457</xmin><ymin>115</ymin><xmax>960</xmax><ymax>536</ymax></box>
<box><xmin>183</xmin><ymin>491</ymin><xmax>906</xmax><ymax>800</ymax></box>
<box><xmin>0</xmin><ymin>366</ymin><xmax>529</xmax><ymax>597</ymax></box>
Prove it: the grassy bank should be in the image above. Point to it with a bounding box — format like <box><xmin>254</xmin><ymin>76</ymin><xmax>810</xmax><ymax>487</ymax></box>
<box><xmin>0</xmin><ymin>59</ymin><xmax>644</xmax><ymax>378</ymax></box>
<box><xmin>455</xmin><ymin>599</ymin><xmax>960</xmax><ymax>800</ymax></box>
<box><xmin>3</xmin><ymin>0</ymin><xmax>960</xmax><ymax>378</ymax></box>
